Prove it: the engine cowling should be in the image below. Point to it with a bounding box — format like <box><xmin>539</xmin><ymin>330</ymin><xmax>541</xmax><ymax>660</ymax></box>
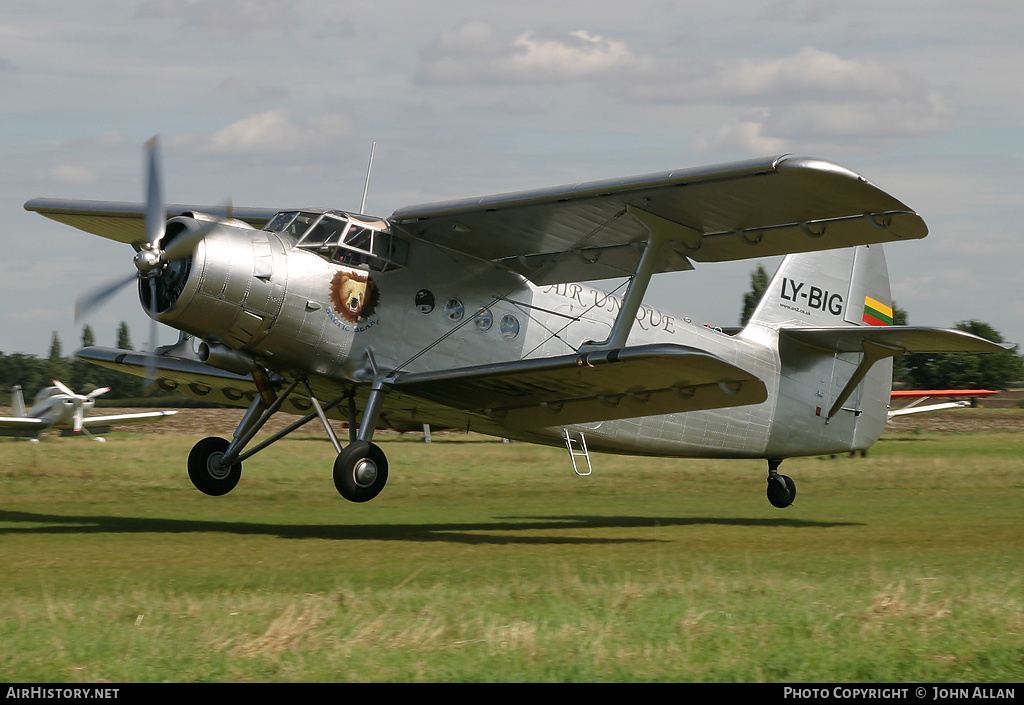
<box><xmin>149</xmin><ymin>216</ymin><xmax>365</xmax><ymax>379</ymax></box>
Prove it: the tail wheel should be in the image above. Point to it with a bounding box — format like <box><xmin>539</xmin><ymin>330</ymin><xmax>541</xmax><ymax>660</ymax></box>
<box><xmin>188</xmin><ymin>436</ymin><xmax>242</xmax><ymax>496</ymax></box>
<box><xmin>334</xmin><ymin>441</ymin><xmax>388</xmax><ymax>503</ymax></box>
<box><xmin>767</xmin><ymin>474</ymin><xmax>797</xmax><ymax>508</ymax></box>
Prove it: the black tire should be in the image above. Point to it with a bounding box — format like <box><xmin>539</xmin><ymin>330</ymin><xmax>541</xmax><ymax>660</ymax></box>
<box><xmin>766</xmin><ymin>474</ymin><xmax>796</xmax><ymax>508</ymax></box>
<box><xmin>333</xmin><ymin>441</ymin><xmax>388</xmax><ymax>503</ymax></box>
<box><xmin>187</xmin><ymin>436</ymin><xmax>241</xmax><ymax>496</ymax></box>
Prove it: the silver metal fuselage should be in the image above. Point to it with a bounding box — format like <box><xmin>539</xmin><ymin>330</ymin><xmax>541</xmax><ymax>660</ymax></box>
<box><xmin>155</xmin><ymin>218</ymin><xmax>890</xmax><ymax>460</ymax></box>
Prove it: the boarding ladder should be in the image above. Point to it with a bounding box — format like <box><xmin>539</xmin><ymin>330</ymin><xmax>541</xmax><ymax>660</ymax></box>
<box><xmin>563</xmin><ymin>429</ymin><xmax>592</xmax><ymax>476</ymax></box>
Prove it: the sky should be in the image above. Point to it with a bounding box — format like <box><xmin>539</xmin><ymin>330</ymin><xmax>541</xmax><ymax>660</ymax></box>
<box><xmin>2</xmin><ymin>0</ymin><xmax>1022</xmax><ymax>358</ymax></box>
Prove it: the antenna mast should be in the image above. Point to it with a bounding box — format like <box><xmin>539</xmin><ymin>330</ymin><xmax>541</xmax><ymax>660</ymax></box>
<box><xmin>359</xmin><ymin>142</ymin><xmax>376</xmax><ymax>214</ymax></box>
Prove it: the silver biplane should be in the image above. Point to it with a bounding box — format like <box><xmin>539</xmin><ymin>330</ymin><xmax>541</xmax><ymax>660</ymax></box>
<box><xmin>0</xmin><ymin>380</ymin><xmax>176</xmax><ymax>441</ymax></box>
<box><xmin>24</xmin><ymin>140</ymin><xmax>1005</xmax><ymax>506</ymax></box>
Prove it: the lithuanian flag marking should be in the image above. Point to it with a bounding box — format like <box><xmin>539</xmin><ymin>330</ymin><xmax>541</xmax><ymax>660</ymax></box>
<box><xmin>862</xmin><ymin>296</ymin><xmax>893</xmax><ymax>326</ymax></box>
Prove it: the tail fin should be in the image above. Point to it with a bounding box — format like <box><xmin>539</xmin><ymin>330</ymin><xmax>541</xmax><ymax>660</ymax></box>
<box><xmin>12</xmin><ymin>385</ymin><xmax>26</xmax><ymax>417</ymax></box>
<box><xmin>744</xmin><ymin>244</ymin><xmax>892</xmax><ymax>331</ymax></box>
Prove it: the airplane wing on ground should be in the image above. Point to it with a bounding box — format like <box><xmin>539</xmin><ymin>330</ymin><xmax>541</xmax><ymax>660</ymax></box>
<box><xmin>888</xmin><ymin>402</ymin><xmax>970</xmax><ymax>418</ymax></box>
<box><xmin>390</xmin><ymin>344</ymin><xmax>767</xmax><ymax>430</ymax></box>
<box><xmin>0</xmin><ymin>417</ymin><xmax>46</xmax><ymax>437</ymax></box>
<box><xmin>887</xmin><ymin>389</ymin><xmax>998</xmax><ymax>419</ymax></box>
<box><xmin>23</xmin><ymin>199</ymin><xmax>280</xmax><ymax>247</ymax></box>
<box><xmin>890</xmin><ymin>389</ymin><xmax>999</xmax><ymax>398</ymax></box>
<box><xmin>390</xmin><ymin>156</ymin><xmax>928</xmax><ymax>284</ymax></box>
<box><xmin>80</xmin><ymin>410</ymin><xmax>179</xmax><ymax>429</ymax></box>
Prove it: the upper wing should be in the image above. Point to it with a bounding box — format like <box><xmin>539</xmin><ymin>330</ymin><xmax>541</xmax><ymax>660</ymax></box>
<box><xmin>80</xmin><ymin>410</ymin><xmax>179</xmax><ymax>428</ymax></box>
<box><xmin>390</xmin><ymin>156</ymin><xmax>927</xmax><ymax>284</ymax></box>
<box><xmin>23</xmin><ymin>199</ymin><xmax>280</xmax><ymax>247</ymax></box>
<box><xmin>391</xmin><ymin>343</ymin><xmax>767</xmax><ymax>430</ymax></box>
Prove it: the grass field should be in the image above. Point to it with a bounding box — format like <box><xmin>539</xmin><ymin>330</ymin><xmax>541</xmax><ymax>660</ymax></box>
<box><xmin>1</xmin><ymin>421</ymin><xmax>1022</xmax><ymax>683</ymax></box>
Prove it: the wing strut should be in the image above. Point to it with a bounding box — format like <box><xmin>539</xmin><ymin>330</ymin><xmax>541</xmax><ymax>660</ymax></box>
<box><xmin>828</xmin><ymin>340</ymin><xmax>904</xmax><ymax>419</ymax></box>
<box><xmin>581</xmin><ymin>205</ymin><xmax>700</xmax><ymax>350</ymax></box>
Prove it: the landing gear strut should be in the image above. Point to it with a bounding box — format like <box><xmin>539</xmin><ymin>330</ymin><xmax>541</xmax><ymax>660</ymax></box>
<box><xmin>184</xmin><ymin>374</ymin><xmax>392</xmax><ymax>503</ymax></box>
<box><xmin>766</xmin><ymin>458</ymin><xmax>796</xmax><ymax>508</ymax></box>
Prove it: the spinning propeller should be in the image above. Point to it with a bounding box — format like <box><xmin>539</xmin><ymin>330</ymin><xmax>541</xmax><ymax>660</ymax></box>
<box><xmin>75</xmin><ymin>137</ymin><xmax>217</xmax><ymax>387</ymax></box>
<box><xmin>51</xmin><ymin>379</ymin><xmax>110</xmax><ymax>433</ymax></box>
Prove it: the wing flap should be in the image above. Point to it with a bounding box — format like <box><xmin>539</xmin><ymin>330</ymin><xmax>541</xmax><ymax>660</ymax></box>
<box><xmin>391</xmin><ymin>156</ymin><xmax>927</xmax><ymax>283</ymax></box>
<box><xmin>392</xmin><ymin>344</ymin><xmax>767</xmax><ymax>430</ymax></box>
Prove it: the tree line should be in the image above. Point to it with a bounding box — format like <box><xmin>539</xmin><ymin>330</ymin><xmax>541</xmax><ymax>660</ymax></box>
<box><xmin>741</xmin><ymin>264</ymin><xmax>1023</xmax><ymax>390</ymax></box>
<box><xmin>0</xmin><ymin>323</ymin><xmax>178</xmax><ymax>406</ymax></box>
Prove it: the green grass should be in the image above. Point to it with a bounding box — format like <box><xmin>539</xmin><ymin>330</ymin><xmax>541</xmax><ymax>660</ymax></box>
<box><xmin>1</xmin><ymin>427</ymin><xmax>1022</xmax><ymax>682</ymax></box>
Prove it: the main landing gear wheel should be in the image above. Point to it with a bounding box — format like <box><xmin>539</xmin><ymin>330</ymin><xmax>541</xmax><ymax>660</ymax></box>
<box><xmin>334</xmin><ymin>440</ymin><xmax>388</xmax><ymax>503</ymax></box>
<box><xmin>766</xmin><ymin>459</ymin><xmax>796</xmax><ymax>508</ymax></box>
<box><xmin>188</xmin><ymin>436</ymin><xmax>242</xmax><ymax>496</ymax></box>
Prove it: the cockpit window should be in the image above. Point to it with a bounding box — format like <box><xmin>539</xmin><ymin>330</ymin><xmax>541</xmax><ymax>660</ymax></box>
<box><xmin>264</xmin><ymin>209</ymin><xmax>408</xmax><ymax>272</ymax></box>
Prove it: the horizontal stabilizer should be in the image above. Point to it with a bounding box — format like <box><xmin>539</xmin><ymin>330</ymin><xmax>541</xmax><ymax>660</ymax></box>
<box><xmin>392</xmin><ymin>344</ymin><xmax>767</xmax><ymax>430</ymax></box>
<box><xmin>780</xmin><ymin>326</ymin><xmax>1009</xmax><ymax>355</ymax></box>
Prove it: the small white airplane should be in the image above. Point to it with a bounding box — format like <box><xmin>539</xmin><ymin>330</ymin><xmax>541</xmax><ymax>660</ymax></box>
<box><xmin>0</xmin><ymin>380</ymin><xmax>177</xmax><ymax>441</ymax></box>
<box><xmin>24</xmin><ymin>140</ymin><xmax>1007</xmax><ymax>506</ymax></box>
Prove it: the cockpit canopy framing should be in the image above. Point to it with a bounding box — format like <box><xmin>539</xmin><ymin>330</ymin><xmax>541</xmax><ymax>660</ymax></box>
<box><xmin>265</xmin><ymin>209</ymin><xmax>409</xmax><ymax>272</ymax></box>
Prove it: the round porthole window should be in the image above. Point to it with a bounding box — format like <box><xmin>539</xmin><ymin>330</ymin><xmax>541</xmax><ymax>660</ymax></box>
<box><xmin>415</xmin><ymin>289</ymin><xmax>435</xmax><ymax>314</ymax></box>
<box><xmin>445</xmin><ymin>298</ymin><xmax>464</xmax><ymax>322</ymax></box>
<box><xmin>474</xmin><ymin>308</ymin><xmax>493</xmax><ymax>331</ymax></box>
<box><xmin>499</xmin><ymin>314</ymin><xmax>520</xmax><ymax>339</ymax></box>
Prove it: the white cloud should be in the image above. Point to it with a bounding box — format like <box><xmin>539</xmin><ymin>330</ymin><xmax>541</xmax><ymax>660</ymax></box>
<box><xmin>692</xmin><ymin>117</ymin><xmax>789</xmax><ymax>155</ymax></box>
<box><xmin>171</xmin><ymin>110</ymin><xmax>354</xmax><ymax>156</ymax></box>
<box><xmin>418</xmin><ymin>24</ymin><xmax>655</xmax><ymax>85</ymax></box>
<box><xmin>678</xmin><ymin>47</ymin><xmax>954</xmax><ymax>153</ymax></box>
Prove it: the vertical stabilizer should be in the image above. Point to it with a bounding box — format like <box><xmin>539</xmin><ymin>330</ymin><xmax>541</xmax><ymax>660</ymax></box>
<box><xmin>12</xmin><ymin>385</ymin><xmax>26</xmax><ymax>417</ymax></box>
<box><xmin>744</xmin><ymin>245</ymin><xmax>892</xmax><ymax>331</ymax></box>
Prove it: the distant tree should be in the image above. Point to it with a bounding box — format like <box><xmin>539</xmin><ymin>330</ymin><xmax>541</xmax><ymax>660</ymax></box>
<box><xmin>740</xmin><ymin>263</ymin><xmax>770</xmax><ymax>326</ymax></box>
<box><xmin>117</xmin><ymin>322</ymin><xmax>133</xmax><ymax>350</ymax></box>
<box><xmin>81</xmin><ymin>325</ymin><xmax>96</xmax><ymax>348</ymax></box>
<box><xmin>0</xmin><ymin>352</ymin><xmax>46</xmax><ymax>402</ymax></box>
<box><xmin>903</xmin><ymin>319</ymin><xmax>1023</xmax><ymax>390</ymax></box>
<box><xmin>45</xmin><ymin>332</ymin><xmax>69</xmax><ymax>384</ymax></box>
<box><xmin>48</xmin><ymin>332</ymin><xmax>63</xmax><ymax>360</ymax></box>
